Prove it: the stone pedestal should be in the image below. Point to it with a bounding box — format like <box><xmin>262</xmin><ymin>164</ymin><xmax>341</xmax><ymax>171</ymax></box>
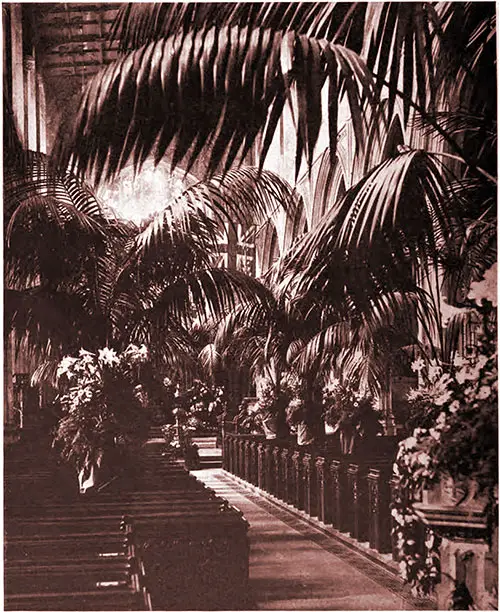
<box><xmin>413</xmin><ymin>479</ymin><xmax>497</xmax><ymax>610</ymax></box>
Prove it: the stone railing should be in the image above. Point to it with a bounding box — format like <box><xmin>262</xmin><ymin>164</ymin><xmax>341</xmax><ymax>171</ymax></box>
<box><xmin>223</xmin><ymin>433</ymin><xmax>398</xmax><ymax>558</ymax></box>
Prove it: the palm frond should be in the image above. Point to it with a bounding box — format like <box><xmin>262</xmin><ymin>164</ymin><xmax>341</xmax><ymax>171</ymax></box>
<box><xmin>56</xmin><ymin>26</ymin><xmax>373</xmax><ymax>183</ymax></box>
<box><xmin>184</xmin><ymin>167</ymin><xmax>299</xmax><ymax>228</ymax></box>
<box><xmin>110</xmin><ymin>3</ymin><xmax>365</xmax><ymax>53</ymax></box>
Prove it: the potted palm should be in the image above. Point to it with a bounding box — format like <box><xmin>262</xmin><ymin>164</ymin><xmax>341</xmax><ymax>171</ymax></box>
<box><xmin>54</xmin><ymin>344</ymin><xmax>151</xmax><ymax>493</ymax></box>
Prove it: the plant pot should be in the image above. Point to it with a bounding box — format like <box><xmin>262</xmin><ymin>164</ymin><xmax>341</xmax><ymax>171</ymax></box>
<box><xmin>297</xmin><ymin>422</ymin><xmax>315</xmax><ymax>446</ymax></box>
<box><xmin>78</xmin><ymin>458</ymin><xmax>101</xmax><ymax>494</ymax></box>
<box><xmin>339</xmin><ymin>427</ymin><xmax>356</xmax><ymax>454</ymax></box>
<box><xmin>262</xmin><ymin>416</ymin><xmax>277</xmax><ymax>440</ymax></box>
<box><xmin>183</xmin><ymin>444</ymin><xmax>201</xmax><ymax>470</ymax></box>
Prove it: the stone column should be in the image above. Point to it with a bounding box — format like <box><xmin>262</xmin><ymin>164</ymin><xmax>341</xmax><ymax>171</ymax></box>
<box><xmin>23</xmin><ymin>55</ymin><xmax>37</xmax><ymax>150</ymax></box>
<box><xmin>9</xmin><ymin>5</ymin><xmax>24</xmax><ymax>143</ymax></box>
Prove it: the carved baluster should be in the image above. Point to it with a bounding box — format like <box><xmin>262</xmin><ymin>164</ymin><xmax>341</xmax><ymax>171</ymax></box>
<box><xmin>390</xmin><ymin>475</ymin><xmax>402</xmax><ymax>561</ymax></box>
<box><xmin>367</xmin><ymin>468</ymin><xmax>391</xmax><ymax>553</ymax></box>
<box><xmin>273</xmin><ymin>446</ymin><xmax>282</xmax><ymax>498</ymax></box>
<box><xmin>281</xmin><ymin>448</ymin><xmax>291</xmax><ymax>503</ymax></box>
<box><xmin>222</xmin><ymin>435</ymin><xmax>230</xmax><ymax>471</ymax></box>
<box><xmin>329</xmin><ymin>459</ymin><xmax>345</xmax><ymax>531</ymax></box>
<box><xmin>234</xmin><ymin>437</ymin><xmax>240</xmax><ymax>477</ymax></box>
<box><xmin>238</xmin><ymin>438</ymin><xmax>245</xmax><ymax>478</ymax></box>
<box><xmin>347</xmin><ymin>463</ymin><xmax>359</xmax><ymax>538</ymax></box>
<box><xmin>303</xmin><ymin>454</ymin><xmax>315</xmax><ymax>516</ymax></box>
<box><xmin>257</xmin><ymin>442</ymin><xmax>265</xmax><ymax>490</ymax></box>
<box><xmin>243</xmin><ymin>439</ymin><xmax>251</xmax><ymax>482</ymax></box>
<box><xmin>228</xmin><ymin>436</ymin><xmax>234</xmax><ymax>474</ymax></box>
<box><xmin>292</xmin><ymin>450</ymin><xmax>304</xmax><ymax>510</ymax></box>
<box><xmin>347</xmin><ymin>462</ymin><xmax>369</xmax><ymax>542</ymax></box>
<box><xmin>315</xmin><ymin>457</ymin><xmax>330</xmax><ymax>524</ymax></box>
<box><xmin>264</xmin><ymin>444</ymin><xmax>273</xmax><ymax>493</ymax></box>
<box><xmin>249</xmin><ymin>441</ymin><xmax>258</xmax><ymax>485</ymax></box>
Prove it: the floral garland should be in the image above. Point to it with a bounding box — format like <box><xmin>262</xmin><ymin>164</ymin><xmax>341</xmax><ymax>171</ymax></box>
<box><xmin>392</xmin><ymin>430</ymin><xmax>441</xmax><ymax>596</ymax></box>
<box><xmin>392</xmin><ymin>301</ymin><xmax>497</xmax><ymax>597</ymax></box>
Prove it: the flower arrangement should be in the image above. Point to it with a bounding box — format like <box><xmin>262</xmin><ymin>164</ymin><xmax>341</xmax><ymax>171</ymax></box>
<box><xmin>179</xmin><ymin>379</ymin><xmax>227</xmax><ymax>433</ymax></box>
<box><xmin>161</xmin><ymin>407</ymin><xmax>201</xmax><ymax>468</ymax></box>
<box><xmin>53</xmin><ymin>345</ymin><xmax>152</xmax><ymax>481</ymax></box>
<box><xmin>392</xmin><ymin>300</ymin><xmax>497</xmax><ymax>597</ymax></box>
<box><xmin>322</xmin><ymin>379</ymin><xmax>381</xmax><ymax>433</ymax></box>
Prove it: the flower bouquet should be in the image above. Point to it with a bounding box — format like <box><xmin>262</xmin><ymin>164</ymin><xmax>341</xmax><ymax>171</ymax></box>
<box><xmin>322</xmin><ymin>379</ymin><xmax>380</xmax><ymax>453</ymax></box>
<box><xmin>54</xmin><ymin>345</ymin><xmax>151</xmax><ymax>492</ymax></box>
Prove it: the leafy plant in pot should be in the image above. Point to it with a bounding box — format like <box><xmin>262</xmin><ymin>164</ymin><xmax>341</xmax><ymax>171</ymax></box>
<box><xmin>236</xmin><ymin>379</ymin><xmax>279</xmax><ymax>438</ymax></box>
<box><xmin>54</xmin><ymin>345</ymin><xmax>152</xmax><ymax>493</ymax></box>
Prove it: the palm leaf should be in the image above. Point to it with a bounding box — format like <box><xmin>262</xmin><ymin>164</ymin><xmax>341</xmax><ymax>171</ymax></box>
<box><xmin>56</xmin><ymin>26</ymin><xmax>373</xmax><ymax>184</ymax></box>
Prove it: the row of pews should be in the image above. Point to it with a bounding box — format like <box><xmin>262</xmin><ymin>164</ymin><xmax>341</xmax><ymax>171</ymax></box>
<box><xmin>5</xmin><ymin>435</ymin><xmax>250</xmax><ymax>610</ymax></box>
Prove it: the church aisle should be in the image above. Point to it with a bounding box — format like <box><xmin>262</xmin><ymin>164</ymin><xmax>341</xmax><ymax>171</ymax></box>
<box><xmin>194</xmin><ymin>469</ymin><xmax>422</xmax><ymax>611</ymax></box>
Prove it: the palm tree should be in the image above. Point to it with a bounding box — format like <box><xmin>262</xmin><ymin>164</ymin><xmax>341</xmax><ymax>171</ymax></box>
<box><xmin>6</xmin><ymin>100</ymin><xmax>297</xmax><ymax>386</ymax></box>
<box><xmin>50</xmin><ymin>2</ymin><xmax>495</xmax><ymax>421</ymax></box>
<box><xmin>4</xmin><ymin>98</ymin><xmax>121</xmax><ymax>377</ymax></box>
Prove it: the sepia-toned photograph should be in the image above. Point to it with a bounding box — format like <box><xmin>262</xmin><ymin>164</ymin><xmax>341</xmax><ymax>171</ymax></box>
<box><xmin>4</xmin><ymin>2</ymin><xmax>497</xmax><ymax>610</ymax></box>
